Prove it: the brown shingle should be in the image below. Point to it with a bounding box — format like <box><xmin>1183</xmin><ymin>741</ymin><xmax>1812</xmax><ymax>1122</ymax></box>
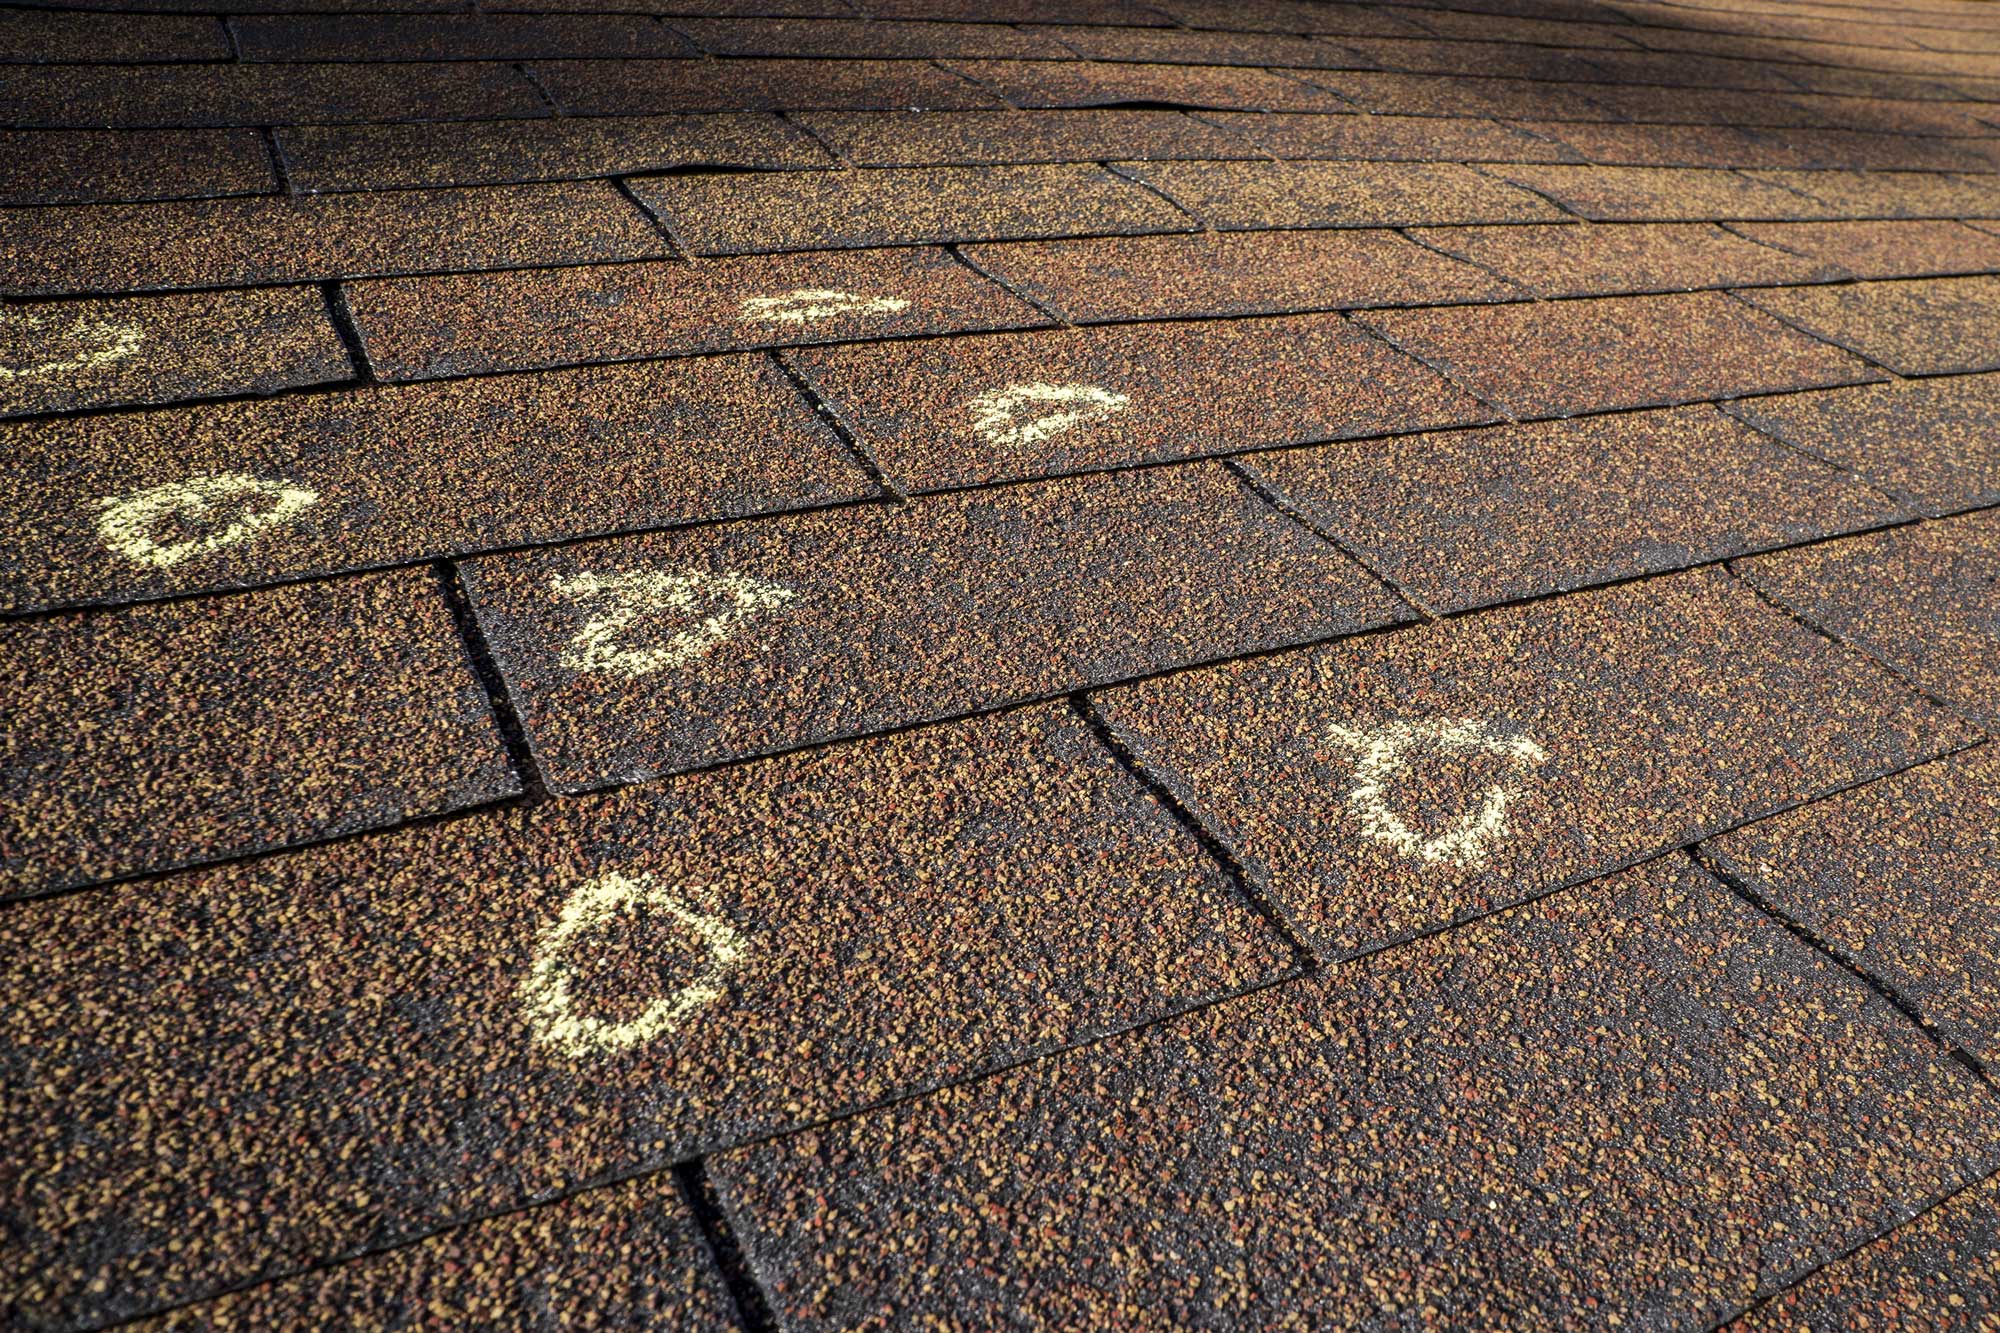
<box><xmin>856</xmin><ymin>0</ymin><xmax>1169</xmax><ymax>21</ymax></box>
<box><xmin>1300</xmin><ymin>70</ymin><xmax>1621</xmax><ymax>119</ymax></box>
<box><xmin>1486</xmin><ymin>164</ymin><xmax>1840</xmax><ymax>221</ymax></box>
<box><xmin>1729</xmin><ymin>218</ymin><xmax>2000</xmax><ymax>278</ymax></box>
<box><xmin>796</xmin><ymin>108</ymin><xmax>1256</xmax><ymax>166</ymax></box>
<box><xmin>0</xmin><ymin>10</ymin><xmax>229</xmax><ymax>61</ymax></box>
<box><xmin>1146</xmin><ymin>0</ymin><xmax>1428</xmax><ymax>36</ymax></box>
<box><xmin>675</xmin><ymin>17</ymin><xmax>1069</xmax><ymax>58</ymax></box>
<box><xmin>1116</xmin><ymin>159</ymin><xmax>1564</xmax><ymax>228</ymax></box>
<box><xmin>946</xmin><ymin>58</ymin><xmax>1352</xmax><ymax>111</ymax></box>
<box><xmin>1746</xmin><ymin>167</ymin><xmax>2000</xmax><ymax>218</ymax></box>
<box><xmin>1339</xmin><ymin>36</ymin><xmax>1613</xmax><ymax>82</ymax></box>
<box><xmin>232</xmin><ymin>14</ymin><xmax>697</xmax><ymax>60</ymax></box>
<box><xmin>1028</xmin><ymin>26</ymin><xmax>1366</xmax><ymax>70</ymax></box>
<box><xmin>533</xmin><ymin>57</ymin><xmax>1004</xmax><ymax>115</ymax></box>
<box><xmin>1739</xmin><ymin>275</ymin><xmax>2000</xmax><ymax>374</ymax></box>
<box><xmin>1203</xmin><ymin>109</ymin><xmax>1581</xmax><ymax>162</ymax></box>
<box><xmin>0</xmin><ymin>128</ymin><xmax>275</xmax><ymax>206</ymax></box>
<box><xmin>1407</xmin><ymin>220</ymin><xmax>1839</xmax><ymax>297</ymax></box>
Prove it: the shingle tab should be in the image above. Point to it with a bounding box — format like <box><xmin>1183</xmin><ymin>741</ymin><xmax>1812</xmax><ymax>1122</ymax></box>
<box><xmin>1301</xmin><ymin>69</ymin><xmax>1620</xmax><ymax>119</ymax></box>
<box><xmin>1746</xmin><ymin>167</ymin><xmax>2000</xmax><ymax>218</ymax></box>
<box><xmin>0</xmin><ymin>10</ymin><xmax>230</xmax><ymax>61</ymax></box>
<box><xmin>1739</xmin><ymin>274</ymin><xmax>2000</xmax><ymax>374</ymax></box>
<box><xmin>1727</xmin><ymin>218</ymin><xmax>2000</xmax><ymax>278</ymax></box>
<box><xmin>1096</xmin><ymin>567</ymin><xmax>1966</xmax><ymax>957</ymax></box>
<box><xmin>1408</xmin><ymin>220</ymin><xmax>1839</xmax><ymax>296</ymax></box>
<box><xmin>1116</xmin><ymin>159</ymin><xmax>1565</xmax><ymax>228</ymax></box>
<box><xmin>0</xmin><ymin>128</ymin><xmax>276</xmax><ymax>206</ymax></box>
<box><xmin>0</xmin><ymin>569</ymin><xmax>516</xmax><ymax>899</ymax></box>
<box><xmin>534</xmin><ymin>57</ymin><xmax>1004</xmax><ymax>115</ymax></box>
<box><xmin>232</xmin><ymin>14</ymin><xmax>699</xmax><ymax>60</ymax></box>
<box><xmin>1202</xmin><ymin>109</ymin><xmax>1582</xmax><ymax>162</ymax></box>
<box><xmin>946</xmin><ymin>58</ymin><xmax>1353</xmax><ymax>111</ymax></box>
<box><xmin>1027</xmin><ymin>26</ymin><xmax>1367</xmax><ymax>70</ymax></box>
<box><xmin>0</xmin><ymin>702</ymin><xmax>1290</xmax><ymax>1327</ymax></box>
<box><xmin>788</xmin><ymin>314</ymin><xmax>1495</xmax><ymax>490</ymax></box>
<box><xmin>675</xmin><ymin>16</ymin><xmax>1069</xmax><ymax>57</ymax></box>
<box><xmin>0</xmin><ymin>355</ymin><xmax>867</xmax><ymax>615</ymax></box>
<box><xmin>1487</xmin><ymin>164</ymin><xmax>1842</xmax><ymax>220</ymax></box>
<box><xmin>796</xmin><ymin>108</ymin><xmax>1255</xmax><ymax>166</ymax></box>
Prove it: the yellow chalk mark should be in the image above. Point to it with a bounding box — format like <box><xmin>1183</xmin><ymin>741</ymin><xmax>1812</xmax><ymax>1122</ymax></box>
<box><xmin>1327</xmin><ymin>717</ymin><xmax>1547</xmax><ymax>869</ymax></box>
<box><xmin>965</xmin><ymin>381</ymin><xmax>1129</xmax><ymax>449</ymax></box>
<box><xmin>554</xmin><ymin>568</ymin><xmax>794</xmax><ymax>679</ymax></box>
<box><xmin>93</xmin><ymin>473</ymin><xmax>320</xmax><ymax>569</ymax></box>
<box><xmin>522</xmin><ymin>870</ymin><xmax>749</xmax><ymax>1058</ymax></box>
<box><xmin>0</xmin><ymin>316</ymin><xmax>143</xmax><ymax>382</ymax></box>
<box><xmin>738</xmin><ymin>289</ymin><xmax>912</xmax><ymax>324</ymax></box>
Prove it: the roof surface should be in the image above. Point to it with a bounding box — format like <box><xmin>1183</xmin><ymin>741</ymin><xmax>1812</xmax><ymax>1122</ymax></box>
<box><xmin>5</xmin><ymin>0</ymin><xmax>2000</xmax><ymax>1327</ymax></box>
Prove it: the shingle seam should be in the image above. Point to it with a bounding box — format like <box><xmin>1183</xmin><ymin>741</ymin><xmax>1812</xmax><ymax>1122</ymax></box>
<box><xmin>1221</xmin><ymin>455</ymin><xmax>1437</xmax><ymax>620</ymax></box>
<box><xmin>515</xmin><ymin>59</ymin><xmax>564</xmax><ymax>115</ymax></box>
<box><xmin>673</xmin><ymin>1161</ymin><xmax>777</xmax><ymax>1333</ymax></box>
<box><xmin>436</xmin><ymin>558</ymin><xmax>549</xmax><ymax>804</ymax></box>
<box><xmin>1097</xmin><ymin>157</ymin><xmax>1210</xmax><ymax>228</ymax></box>
<box><xmin>1721</xmin><ymin>285</ymin><xmax>1910</xmax><ymax>379</ymax></box>
<box><xmin>1337</xmin><ymin>305</ymin><xmax>1522</xmax><ymax>423</ymax></box>
<box><xmin>926</xmin><ymin>55</ymin><xmax>1021</xmax><ymax>109</ymax></box>
<box><xmin>775</xmin><ymin>108</ymin><xmax>847</xmax><ymax>166</ymax></box>
<box><xmin>317</xmin><ymin>279</ymin><xmax>375</xmax><ymax>382</ymax></box>
<box><xmin>1180</xmin><ymin>107</ymin><xmax>1281</xmax><ymax>161</ymax></box>
<box><xmin>258</xmin><ymin>125</ymin><xmax>296</xmax><ymax>196</ymax></box>
<box><xmin>942</xmin><ymin>241</ymin><xmax>1072</xmax><ymax>324</ymax></box>
<box><xmin>611</xmin><ymin>174</ymin><xmax>691</xmax><ymax>257</ymax></box>
<box><xmin>768</xmin><ymin>347</ymin><xmax>906</xmax><ymax>501</ymax></box>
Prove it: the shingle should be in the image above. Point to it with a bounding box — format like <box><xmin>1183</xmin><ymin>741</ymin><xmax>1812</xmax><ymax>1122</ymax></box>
<box><xmin>1520</xmin><ymin>120</ymin><xmax>2000</xmax><ymax>171</ymax></box>
<box><xmin>1358</xmin><ymin>291</ymin><xmax>1880</xmax><ymax>417</ymax></box>
<box><xmin>1562</xmin><ymin>82</ymin><xmax>1826</xmax><ymax>128</ymax></box>
<box><xmin>0</xmin><ymin>10</ymin><xmax>229</xmax><ymax>61</ymax></box>
<box><xmin>467</xmin><ymin>465</ymin><xmax>1407</xmax><ymax>786</ymax></box>
<box><xmin>1746</xmin><ymin>167</ymin><xmax>2000</xmax><ymax>218</ymax></box>
<box><xmin>1728</xmin><ymin>219</ymin><xmax>2000</xmax><ymax>278</ymax></box>
<box><xmin>1027</xmin><ymin>26</ymin><xmax>1369</xmax><ymax>70</ymax></box>
<box><xmin>1251</xmin><ymin>405</ymin><xmax>1904</xmax><ymax>612</ymax></box>
<box><xmin>962</xmin><ymin>228</ymin><xmax>1518</xmax><ymax>321</ymax></box>
<box><xmin>0</xmin><ymin>570</ymin><xmax>516</xmax><ymax>899</ymax></box>
<box><xmin>629</xmin><ymin>163</ymin><xmax>1190</xmax><ymax>255</ymax></box>
<box><xmin>1203</xmin><ymin>109</ymin><xmax>1581</xmax><ymax>162</ymax></box>
<box><xmin>675</xmin><ymin>16</ymin><xmax>1068</xmax><ymax>57</ymax></box>
<box><xmin>1095</xmin><ymin>566</ymin><xmax>1967</xmax><ymax>956</ymax></box>
<box><xmin>1303</xmin><ymin>70</ymin><xmax>1622</xmax><ymax>120</ymax></box>
<box><xmin>1146</xmin><ymin>0</ymin><xmax>1429</xmax><ymax>36</ymax></box>
<box><xmin>0</xmin><ymin>287</ymin><xmax>352</xmax><ymax>420</ymax></box>
<box><xmin>1723</xmin><ymin>373</ymin><xmax>2000</xmax><ymax>512</ymax></box>
<box><xmin>1486</xmin><ymin>164</ymin><xmax>1840</xmax><ymax>220</ymax></box>
<box><xmin>946</xmin><ymin>59</ymin><xmax>1352</xmax><ymax>111</ymax></box>
<box><xmin>1740</xmin><ymin>275</ymin><xmax>2000</xmax><ymax>374</ymax></box>
<box><xmin>0</xmin><ymin>355</ymin><xmax>867</xmax><ymax>615</ymax></box>
<box><xmin>716</xmin><ymin>856</ymin><xmax>2000</xmax><ymax>1329</ymax></box>
<box><xmin>1735</xmin><ymin>512</ymin><xmax>2000</xmax><ymax>725</ymax></box>
<box><xmin>856</xmin><ymin>0</ymin><xmax>1169</xmax><ymax>22</ymax></box>
<box><xmin>1339</xmin><ymin>35</ymin><xmax>1612</xmax><ymax>81</ymax></box>
<box><xmin>232</xmin><ymin>14</ymin><xmax>697</xmax><ymax>59</ymax></box>
<box><xmin>796</xmin><ymin>108</ymin><xmax>1255</xmax><ymax>166</ymax></box>
<box><xmin>0</xmin><ymin>62</ymin><xmax>548</xmax><ymax>129</ymax></box>
<box><xmin>0</xmin><ymin>128</ymin><xmax>275</xmax><ymax>206</ymax></box>
<box><xmin>532</xmin><ymin>57</ymin><xmax>1004</xmax><ymax>115</ymax></box>
<box><xmin>279</xmin><ymin>112</ymin><xmax>831</xmax><ymax>191</ymax></box>
<box><xmin>1116</xmin><ymin>159</ymin><xmax>1564</xmax><ymax>228</ymax></box>
<box><xmin>1408</xmin><ymin>221</ymin><xmax>1839</xmax><ymax>296</ymax></box>
<box><xmin>144</xmin><ymin>1177</ymin><xmax>739</xmax><ymax>1332</ymax></box>
<box><xmin>1776</xmin><ymin>91</ymin><xmax>2000</xmax><ymax>136</ymax></box>
<box><xmin>0</xmin><ymin>182</ymin><xmax>669</xmax><ymax>297</ymax></box>
<box><xmin>1779</xmin><ymin>63</ymin><xmax>1960</xmax><ymax>101</ymax></box>
<box><xmin>344</xmin><ymin>247</ymin><xmax>1050</xmax><ymax>380</ymax></box>
<box><xmin>787</xmin><ymin>314</ymin><xmax>1495</xmax><ymax>490</ymax></box>
<box><xmin>1401</xmin><ymin>8</ymin><xmax>1640</xmax><ymax>48</ymax></box>
<box><xmin>0</xmin><ymin>701</ymin><xmax>1290</xmax><ymax>1327</ymax></box>
<box><xmin>1577</xmin><ymin>47</ymin><xmax>1813</xmax><ymax>91</ymax></box>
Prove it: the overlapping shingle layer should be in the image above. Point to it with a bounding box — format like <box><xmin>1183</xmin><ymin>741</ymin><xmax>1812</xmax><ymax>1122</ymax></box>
<box><xmin>6</xmin><ymin>0</ymin><xmax>2000</xmax><ymax>1327</ymax></box>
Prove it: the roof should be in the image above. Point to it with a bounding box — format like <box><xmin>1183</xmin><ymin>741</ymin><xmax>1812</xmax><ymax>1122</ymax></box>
<box><xmin>5</xmin><ymin>0</ymin><xmax>2000</xmax><ymax>1326</ymax></box>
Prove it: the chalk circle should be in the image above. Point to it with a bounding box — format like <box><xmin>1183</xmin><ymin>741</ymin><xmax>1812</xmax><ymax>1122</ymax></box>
<box><xmin>738</xmin><ymin>289</ymin><xmax>911</xmax><ymax>324</ymax></box>
<box><xmin>92</xmin><ymin>472</ymin><xmax>320</xmax><ymax>569</ymax></box>
<box><xmin>0</xmin><ymin>316</ymin><xmax>143</xmax><ymax>382</ymax></box>
<box><xmin>554</xmin><ymin>568</ymin><xmax>795</xmax><ymax>679</ymax></box>
<box><xmin>1327</xmin><ymin>717</ymin><xmax>1548</xmax><ymax>870</ymax></box>
<box><xmin>522</xmin><ymin>870</ymin><xmax>750</xmax><ymax>1058</ymax></box>
<box><xmin>965</xmin><ymin>381</ymin><xmax>1130</xmax><ymax>449</ymax></box>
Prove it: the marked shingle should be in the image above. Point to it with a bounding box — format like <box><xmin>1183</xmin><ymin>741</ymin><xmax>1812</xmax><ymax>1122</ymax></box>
<box><xmin>232</xmin><ymin>14</ymin><xmax>698</xmax><ymax>60</ymax></box>
<box><xmin>1250</xmin><ymin>405</ymin><xmax>1905</xmax><ymax>612</ymax></box>
<box><xmin>1729</xmin><ymin>218</ymin><xmax>2000</xmax><ymax>279</ymax></box>
<box><xmin>716</xmin><ymin>856</ymin><xmax>2000</xmax><ymax>1329</ymax></box>
<box><xmin>1115</xmin><ymin>159</ymin><xmax>1564</xmax><ymax>228</ymax></box>
<box><xmin>466</xmin><ymin>464</ymin><xmax>1407</xmax><ymax>787</ymax></box>
<box><xmin>629</xmin><ymin>163</ymin><xmax>1190</xmax><ymax>254</ymax></box>
<box><xmin>0</xmin><ymin>569</ymin><xmax>516</xmax><ymax>899</ymax></box>
<box><xmin>1739</xmin><ymin>275</ymin><xmax>2000</xmax><ymax>374</ymax></box>
<box><xmin>0</xmin><ymin>128</ymin><xmax>275</xmax><ymax>206</ymax></box>
<box><xmin>0</xmin><ymin>287</ymin><xmax>352</xmax><ymax>419</ymax></box>
<box><xmin>0</xmin><ymin>701</ymin><xmax>1290</xmax><ymax>1327</ymax></box>
<box><xmin>674</xmin><ymin>17</ymin><xmax>1069</xmax><ymax>58</ymax></box>
<box><xmin>1201</xmin><ymin>110</ymin><xmax>1582</xmax><ymax>162</ymax></box>
<box><xmin>0</xmin><ymin>10</ymin><xmax>229</xmax><ymax>61</ymax></box>
<box><xmin>1724</xmin><ymin>374</ymin><xmax>2000</xmax><ymax>512</ymax></box>
<box><xmin>787</xmin><ymin>314</ymin><xmax>1495</xmax><ymax>490</ymax></box>
<box><xmin>1735</xmin><ymin>511</ymin><xmax>2000</xmax><ymax>725</ymax></box>
<box><xmin>1408</xmin><ymin>220</ymin><xmax>1839</xmax><ymax>296</ymax></box>
<box><xmin>1357</xmin><ymin>291</ymin><xmax>1881</xmax><ymax>417</ymax></box>
<box><xmin>533</xmin><ymin>57</ymin><xmax>1004</xmax><ymax>115</ymax></box>
<box><xmin>946</xmin><ymin>59</ymin><xmax>1353</xmax><ymax>111</ymax></box>
<box><xmin>0</xmin><ymin>355</ymin><xmax>866</xmax><ymax>615</ymax></box>
<box><xmin>795</xmin><ymin>108</ymin><xmax>1256</xmax><ymax>166</ymax></box>
<box><xmin>0</xmin><ymin>182</ymin><xmax>669</xmax><ymax>296</ymax></box>
<box><xmin>962</xmin><ymin>228</ymin><xmax>1518</xmax><ymax>322</ymax></box>
<box><xmin>346</xmin><ymin>247</ymin><xmax>1048</xmax><ymax>379</ymax></box>
<box><xmin>0</xmin><ymin>62</ymin><xmax>548</xmax><ymax>129</ymax></box>
<box><xmin>1487</xmin><ymin>164</ymin><xmax>1842</xmax><ymax>220</ymax></box>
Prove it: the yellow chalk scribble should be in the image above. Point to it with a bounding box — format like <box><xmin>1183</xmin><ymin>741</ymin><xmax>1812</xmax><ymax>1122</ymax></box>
<box><xmin>93</xmin><ymin>473</ymin><xmax>320</xmax><ymax>569</ymax></box>
<box><xmin>738</xmin><ymin>289</ymin><xmax>911</xmax><ymax>324</ymax></box>
<box><xmin>965</xmin><ymin>381</ymin><xmax>1129</xmax><ymax>449</ymax></box>
<box><xmin>554</xmin><ymin>568</ymin><xmax>795</xmax><ymax>678</ymax></box>
<box><xmin>0</xmin><ymin>316</ymin><xmax>143</xmax><ymax>382</ymax></box>
<box><xmin>522</xmin><ymin>870</ymin><xmax>749</xmax><ymax>1058</ymax></box>
<box><xmin>1327</xmin><ymin>717</ymin><xmax>1548</xmax><ymax>870</ymax></box>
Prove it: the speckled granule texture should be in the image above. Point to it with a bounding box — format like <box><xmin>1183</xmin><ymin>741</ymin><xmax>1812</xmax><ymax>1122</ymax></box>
<box><xmin>137</xmin><ymin>1173</ymin><xmax>739</xmax><ymax>1332</ymax></box>
<box><xmin>0</xmin><ymin>286</ymin><xmax>351</xmax><ymax>418</ymax></box>
<box><xmin>863</xmin><ymin>0</ymin><xmax>1167</xmax><ymax>22</ymax></box>
<box><xmin>1724</xmin><ymin>373</ymin><xmax>2000</xmax><ymax>513</ymax></box>
<box><xmin>346</xmin><ymin>248</ymin><xmax>1049</xmax><ymax>380</ymax></box>
<box><xmin>1357</xmin><ymin>290</ymin><xmax>1882</xmax><ymax>417</ymax></box>
<box><xmin>467</xmin><ymin>464</ymin><xmax>1408</xmax><ymax>788</ymax></box>
<box><xmin>1519</xmin><ymin>121</ymin><xmax>2000</xmax><ymax>173</ymax></box>
<box><xmin>1313</xmin><ymin>69</ymin><xmax>1622</xmax><ymax>120</ymax></box>
<box><xmin>1727</xmin><ymin>219</ymin><xmax>2000</xmax><ymax>279</ymax></box>
<box><xmin>1706</xmin><ymin>746</ymin><xmax>2000</xmax><ymax>1067</ymax></box>
<box><xmin>0</xmin><ymin>182</ymin><xmax>669</xmax><ymax>296</ymax></box>
<box><xmin>1093</xmin><ymin>566</ymin><xmax>1969</xmax><ymax>958</ymax></box>
<box><xmin>1487</xmin><ymin>164</ymin><xmax>1846</xmax><ymax>221</ymax></box>
<box><xmin>279</xmin><ymin>111</ymin><xmax>833</xmax><ymax>191</ymax></box>
<box><xmin>1407</xmin><ymin>221</ymin><xmax>1841</xmax><ymax>297</ymax></box>
<box><xmin>715</xmin><ymin>857</ymin><xmax>2000</xmax><ymax>1331</ymax></box>
<box><xmin>533</xmin><ymin>57</ymin><xmax>1006</xmax><ymax>115</ymax></box>
<box><xmin>1147</xmin><ymin>0</ymin><xmax>1424</xmax><ymax>35</ymax></box>
<box><xmin>674</xmin><ymin>17</ymin><xmax>1070</xmax><ymax>58</ymax></box>
<box><xmin>966</xmin><ymin>227</ymin><xmax>1518</xmax><ymax>321</ymax></box>
<box><xmin>632</xmin><ymin>161</ymin><xmax>1191</xmax><ymax>255</ymax></box>
<box><xmin>0</xmin><ymin>569</ymin><xmax>515</xmax><ymax>898</ymax></box>
<box><xmin>1745</xmin><ymin>169</ymin><xmax>2000</xmax><ymax>219</ymax></box>
<box><xmin>0</xmin><ymin>10</ymin><xmax>229</xmax><ymax>60</ymax></box>
<box><xmin>1728</xmin><ymin>1172</ymin><xmax>2000</xmax><ymax>1331</ymax></box>
<box><xmin>0</xmin><ymin>61</ymin><xmax>549</xmax><ymax>128</ymax></box>
<box><xmin>1202</xmin><ymin>110</ymin><xmax>1582</xmax><ymax>162</ymax></box>
<box><xmin>0</xmin><ymin>353</ymin><xmax>866</xmax><ymax>614</ymax></box>
<box><xmin>1740</xmin><ymin>275</ymin><xmax>2000</xmax><ymax>375</ymax></box>
<box><xmin>0</xmin><ymin>128</ymin><xmax>275</xmax><ymax>205</ymax></box>
<box><xmin>1116</xmin><ymin>159</ymin><xmax>1565</xmax><ymax>229</ymax></box>
<box><xmin>1025</xmin><ymin>25</ymin><xmax>1365</xmax><ymax>69</ymax></box>
<box><xmin>232</xmin><ymin>13</ymin><xmax>699</xmax><ymax>60</ymax></box>
<box><xmin>795</xmin><ymin>108</ymin><xmax>1255</xmax><ymax>167</ymax></box>
<box><xmin>943</xmin><ymin>58</ymin><xmax>1353</xmax><ymax>111</ymax></box>
<box><xmin>0</xmin><ymin>702</ymin><xmax>1291</xmax><ymax>1328</ymax></box>
<box><xmin>1250</xmin><ymin>404</ymin><xmax>1907</xmax><ymax>613</ymax></box>
<box><xmin>1735</xmin><ymin>512</ymin><xmax>2000</xmax><ymax>726</ymax></box>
